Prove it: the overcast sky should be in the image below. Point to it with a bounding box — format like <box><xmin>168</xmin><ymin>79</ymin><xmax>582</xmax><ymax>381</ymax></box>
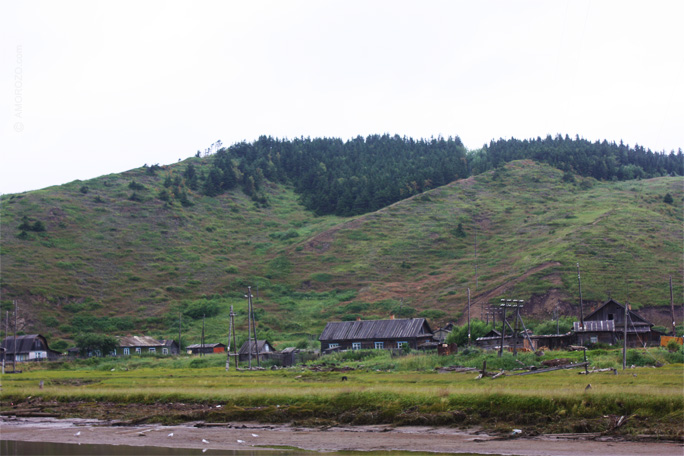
<box><xmin>1</xmin><ymin>1</ymin><xmax>682</xmax><ymax>195</ymax></box>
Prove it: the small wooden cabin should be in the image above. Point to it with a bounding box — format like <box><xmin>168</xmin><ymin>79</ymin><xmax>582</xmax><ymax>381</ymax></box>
<box><xmin>186</xmin><ymin>343</ymin><xmax>226</xmax><ymax>355</ymax></box>
<box><xmin>1</xmin><ymin>334</ymin><xmax>62</xmax><ymax>362</ymax></box>
<box><xmin>238</xmin><ymin>340</ymin><xmax>276</xmax><ymax>362</ymax></box>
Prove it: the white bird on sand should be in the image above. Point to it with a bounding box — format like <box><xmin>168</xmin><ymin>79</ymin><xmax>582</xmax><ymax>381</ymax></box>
<box><xmin>251</xmin><ymin>433</ymin><xmax>259</xmax><ymax>437</ymax></box>
<box><xmin>202</xmin><ymin>439</ymin><xmax>209</xmax><ymax>444</ymax></box>
<box><xmin>74</xmin><ymin>431</ymin><xmax>81</xmax><ymax>437</ymax></box>
<box><xmin>237</xmin><ymin>439</ymin><xmax>245</xmax><ymax>443</ymax></box>
<box><xmin>167</xmin><ymin>433</ymin><xmax>174</xmax><ymax>437</ymax></box>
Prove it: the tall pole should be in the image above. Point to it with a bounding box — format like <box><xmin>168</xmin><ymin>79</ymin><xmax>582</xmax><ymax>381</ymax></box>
<box><xmin>512</xmin><ymin>301</ymin><xmax>520</xmax><ymax>356</ymax></box>
<box><xmin>2</xmin><ymin>310</ymin><xmax>7</xmax><ymax>374</ymax></box>
<box><xmin>577</xmin><ymin>263</ymin><xmax>584</xmax><ymax>329</ymax></box>
<box><xmin>474</xmin><ymin>221</ymin><xmax>478</xmax><ymax>291</ymax></box>
<box><xmin>232</xmin><ymin>306</ymin><xmax>238</xmax><ymax>369</ymax></box>
<box><xmin>555</xmin><ymin>306</ymin><xmax>560</xmax><ymax>335</ymax></box>
<box><xmin>13</xmin><ymin>300</ymin><xmax>17</xmax><ymax>372</ymax></box>
<box><xmin>251</xmin><ymin>295</ymin><xmax>261</xmax><ymax>368</ymax></box>
<box><xmin>622</xmin><ymin>301</ymin><xmax>629</xmax><ymax>370</ymax></box>
<box><xmin>498</xmin><ymin>301</ymin><xmax>507</xmax><ymax>358</ymax></box>
<box><xmin>201</xmin><ymin>314</ymin><xmax>205</xmax><ymax>357</ymax></box>
<box><xmin>467</xmin><ymin>288</ymin><xmax>471</xmax><ymax>346</ymax></box>
<box><xmin>247</xmin><ymin>287</ymin><xmax>252</xmax><ymax>369</ymax></box>
<box><xmin>226</xmin><ymin>305</ymin><xmax>234</xmax><ymax>371</ymax></box>
<box><xmin>670</xmin><ymin>276</ymin><xmax>676</xmax><ymax>336</ymax></box>
<box><xmin>178</xmin><ymin>311</ymin><xmax>182</xmax><ymax>355</ymax></box>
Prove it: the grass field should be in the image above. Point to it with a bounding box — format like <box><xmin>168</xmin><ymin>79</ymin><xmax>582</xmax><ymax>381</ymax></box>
<box><xmin>2</xmin><ymin>349</ymin><xmax>682</xmax><ymax>439</ymax></box>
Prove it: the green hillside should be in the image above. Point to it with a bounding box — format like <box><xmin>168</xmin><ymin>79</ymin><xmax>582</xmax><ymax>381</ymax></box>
<box><xmin>1</xmin><ymin>157</ymin><xmax>681</xmax><ymax>349</ymax></box>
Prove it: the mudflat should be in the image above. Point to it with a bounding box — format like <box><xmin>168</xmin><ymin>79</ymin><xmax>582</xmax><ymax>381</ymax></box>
<box><xmin>2</xmin><ymin>417</ymin><xmax>682</xmax><ymax>455</ymax></box>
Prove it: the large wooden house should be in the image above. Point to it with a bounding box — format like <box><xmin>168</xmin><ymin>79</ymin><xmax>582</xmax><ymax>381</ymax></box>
<box><xmin>1</xmin><ymin>334</ymin><xmax>62</xmax><ymax>362</ymax></box>
<box><xmin>574</xmin><ymin>299</ymin><xmax>661</xmax><ymax>347</ymax></box>
<box><xmin>319</xmin><ymin>317</ymin><xmax>434</xmax><ymax>352</ymax></box>
<box><xmin>116</xmin><ymin>336</ymin><xmax>179</xmax><ymax>356</ymax></box>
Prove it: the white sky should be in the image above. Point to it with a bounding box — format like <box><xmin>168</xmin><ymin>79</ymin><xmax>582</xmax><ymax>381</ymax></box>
<box><xmin>1</xmin><ymin>1</ymin><xmax>682</xmax><ymax>195</ymax></box>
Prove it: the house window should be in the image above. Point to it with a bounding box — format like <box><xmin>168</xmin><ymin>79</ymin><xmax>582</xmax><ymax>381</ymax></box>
<box><xmin>135</xmin><ymin>347</ymin><xmax>141</xmax><ymax>354</ymax></box>
<box><xmin>374</xmin><ymin>342</ymin><xmax>384</xmax><ymax>349</ymax></box>
<box><xmin>352</xmin><ymin>342</ymin><xmax>361</xmax><ymax>350</ymax></box>
<box><xmin>162</xmin><ymin>348</ymin><xmax>168</xmax><ymax>355</ymax></box>
<box><xmin>149</xmin><ymin>347</ymin><xmax>156</xmax><ymax>353</ymax></box>
<box><xmin>328</xmin><ymin>343</ymin><xmax>339</xmax><ymax>349</ymax></box>
<box><xmin>123</xmin><ymin>348</ymin><xmax>130</xmax><ymax>355</ymax></box>
<box><xmin>590</xmin><ymin>336</ymin><xmax>598</xmax><ymax>344</ymax></box>
<box><xmin>397</xmin><ymin>341</ymin><xmax>408</xmax><ymax>349</ymax></box>
<box><xmin>110</xmin><ymin>349</ymin><xmax>117</xmax><ymax>356</ymax></box>
<box><xmin>608</xmin><ymin>314</ymin><xmax>614</xmax><ymax>320</ymax></box>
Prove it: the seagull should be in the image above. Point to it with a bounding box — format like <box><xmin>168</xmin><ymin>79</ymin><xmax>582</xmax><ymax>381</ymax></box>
<box><xmin>167</xmin><ymin>433</ymin><xmax>174</xmax><ymax>437</ymax></box>
<box><xmin>74</xmin><ymin>431</ymin><xmax>81</xmax><ymax>437</ymax></box>
<box><xmin>251</xmin><ymin>433</ymin><xmax>259</xmax><ymax>437</ymax></box>
<box><xmin>202</xmin><ymin>439</ymin><xmax>209</xmax><ymax>444</ymax></box>
<box><xmin>237</xmin><ymin>439</ymin><xmax>246</xmax><ymax>443</ymax></box>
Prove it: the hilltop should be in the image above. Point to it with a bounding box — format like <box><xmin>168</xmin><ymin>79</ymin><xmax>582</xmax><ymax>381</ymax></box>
<box><xmin>1</xmin><ymin>150</ymin><xmax>682</xmax><ymax>348</ymax></box>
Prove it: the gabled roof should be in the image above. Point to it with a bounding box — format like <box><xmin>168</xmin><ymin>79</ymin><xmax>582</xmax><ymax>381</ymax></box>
<box><xmin>238</xmin><ymin>340</ymin><xmax>275</xmax><ymax>355</ymax></box>
<box><xmin>319</xmin><ymin>318</ymin><xmax>433</xmax><ymax>341</ymax></box>
<box><xmin>1</xmin><ymin>334</ymin><xmax>51</xmax><ymax>354</ymax></box>
<box><xmin>160</xmin><ymin>339</ymin><xmax>178</xmax><ymax>348</ymax></box>
<box><xmin>118</xmin><ymin>335</ymin><xmax>163</xmax><ymax>347</ymax></box>
<box><xmin>186</xmin><ymin>343</ymin><xmax>226</xmax><ymax>349</ymax></box>
<box><xmin>585</xmin><ymin>299</ymin><xmax>652</xmax><ymax>326</ymax></box>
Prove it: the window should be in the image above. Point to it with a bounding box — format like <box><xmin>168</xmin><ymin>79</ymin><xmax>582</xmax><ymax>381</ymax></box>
<box><xmin>374</xmin><ymin>342</ymin><xmax>384</xmax><ymax>349</ymax></box>
<box><xmin>590</xmin><ymin>336</ymin><xmax>598</xmax><ymax>344</ymax></box>
<box><xmin>397</xmin><ymin>341</ymin><xmax>408</xmax><ymax>349</ymax></box>
<box><xmin>149</xmin><ymin>347</ymin><xmax>156</xmax><ymax>353</ymax></box>
<box><xmin>352</xmin><ymin>342</ymin><xmax>361</xmax><ymax>350</ymax></box>
<box><xmin>110</xmin><ymin>349</ymin><xmax>117</xmax><ymax>356</ymax></box>
<box><xmin>328</xmin><ymin>343</ymin><xmax>339</xmax><ymax>349</ymax></box>
<box><xmin>135</xmin><ymin>347</ymin><xmax>141</xmax><ymax>354</ymax></box>
<box><xmin>162</xmin><ymin>348</ymin><xmax>168</xmax><ymax>355</ymax></box>
<box><xmin>608</xmin><ymin>313</ymin><xmax>614</xmax><ymax>321</ymax></box>
<box><xmin>123</xmin><ymin>347</ymin><xmax>130</xmax><ymax>355</ymax></box>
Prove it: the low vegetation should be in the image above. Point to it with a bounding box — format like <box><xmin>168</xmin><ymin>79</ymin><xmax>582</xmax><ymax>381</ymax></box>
<box><xmin>2</xmin><ymin>348</ymin><xmax>682</xmax><ymax>439</ymax></box>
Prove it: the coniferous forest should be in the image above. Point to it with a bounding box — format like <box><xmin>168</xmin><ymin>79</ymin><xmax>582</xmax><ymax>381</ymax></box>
<box><xmin>195</xmin><ymin>134</ymin><xmax>682</xmax><ymax>216</ymax></box>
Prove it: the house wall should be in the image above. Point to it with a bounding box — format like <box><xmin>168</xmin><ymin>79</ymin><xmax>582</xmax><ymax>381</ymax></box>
<box><xmin>322</xmin><ymin>336</ymin><xmax>431</xmax><ymax>351</ymax></box>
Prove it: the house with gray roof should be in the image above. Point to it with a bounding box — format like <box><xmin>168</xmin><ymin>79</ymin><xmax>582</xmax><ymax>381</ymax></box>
<box><xmin>319</xmin><ymin>317</ymin><xmax>434</xmax><ymax>352</ymax></box>
<box><xmin>1</xmin><ymin>334</ymin><xmax>62</xmax><ymax>362</ymax></box>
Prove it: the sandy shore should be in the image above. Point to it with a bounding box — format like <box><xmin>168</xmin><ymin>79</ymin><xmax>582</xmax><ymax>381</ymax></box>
<box><xmin>1</xmin><ymin>417</ymin><xmax>682</xmax><ymax>455</ymax></box>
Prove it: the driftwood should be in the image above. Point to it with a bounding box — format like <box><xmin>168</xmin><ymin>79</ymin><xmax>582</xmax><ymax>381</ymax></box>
<box><xmin>508</xmin><ymin>362</ymin><xmax>589</xmax><ymax>376</ymax></box>
<box><xmin>435</xmin><ymin>366</ymin><xmax>479</xmax><ymax>373</ymax></box>
<box><xmin>578</xmin><ymin>367</ymin><xmax>617</xmax><ymax>375</ymax></box>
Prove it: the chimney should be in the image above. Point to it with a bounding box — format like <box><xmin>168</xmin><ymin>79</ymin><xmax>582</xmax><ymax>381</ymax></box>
<box><xmin>390</xmin><ymin>315</ymin><xmax>395</xmax><ymax>320</ymax></box>
<box><xmin>356</xmin><ymin>317</ymin><xmax>361</xmax><ymax>321</ymax></box>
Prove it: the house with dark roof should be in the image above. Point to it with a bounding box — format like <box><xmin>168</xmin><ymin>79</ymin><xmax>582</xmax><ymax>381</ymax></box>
<box><xmin>238</xmin><ymin>340</ymin><xmax>276</xmax><ymax>362</ymax></box>
<box><xmin>575</xmin><ymin>298</ymin><xmax>661</xmax><ymax>347</ymax></box>
<box><xmin>319</xmin><ymin>317</ymin><xmax>434</xmax><ymax>352</ymax></box>
<box><xmin>1</xmin><ymin>334</ymin><xmax>62</xmax><ymax>362</ymax></box>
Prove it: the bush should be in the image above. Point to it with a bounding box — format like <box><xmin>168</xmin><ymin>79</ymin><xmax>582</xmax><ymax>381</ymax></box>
<box><xmin>182</xmin><ymin>300</ymin><xmax>221</xmax><ymax>320</ymax></box>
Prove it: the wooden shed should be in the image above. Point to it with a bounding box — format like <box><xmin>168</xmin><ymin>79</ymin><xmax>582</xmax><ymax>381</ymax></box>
<box><xmin>186</xmin><ymin>343</ymin><xmax>226</xmax><ymax>355</ymax></box>
<box><xmin>238</xmin><ymin>340</ymin><xmax>276</xmax><ymax>362</ymax></box>
<box><xmin>576</xmin><ymin>299</ymin><xmax>660</xmax><ymax>347</ymax></box>
<box><xmin>319</xmin><ymin>318</ymin><xmax>434</xmax><ymax>352</ymax></box>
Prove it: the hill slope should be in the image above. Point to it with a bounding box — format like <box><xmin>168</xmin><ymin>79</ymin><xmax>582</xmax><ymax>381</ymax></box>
<box><xmin>1</xmin><ymin>159</ymin><xmax>681</xmax><ymax>346</ymax></box>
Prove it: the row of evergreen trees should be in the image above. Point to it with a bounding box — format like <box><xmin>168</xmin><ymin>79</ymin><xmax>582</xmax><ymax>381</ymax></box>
<box><xmin>193</xmin><ymin>134</ymin><xmax>681</xmax><ymax>216</ymax></box>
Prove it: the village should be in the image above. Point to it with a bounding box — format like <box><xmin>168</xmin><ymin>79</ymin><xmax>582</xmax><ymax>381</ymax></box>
<box><xmin>2</xmin><ymin>296</ymin><xmax>681</xmax><ymax>372</ymax></box>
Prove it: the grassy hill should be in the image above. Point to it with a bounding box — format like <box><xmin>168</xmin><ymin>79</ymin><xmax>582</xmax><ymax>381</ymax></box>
<box><xmin>1</xmin><ymin>158</ymin><xmax>681</xmax><ymax>348</ymax></box>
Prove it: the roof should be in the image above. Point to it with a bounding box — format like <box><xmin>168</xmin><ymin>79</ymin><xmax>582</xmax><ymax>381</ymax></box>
<box><xmin>319</xmin><ymin>318</ymin><xmax>433</xmax><ymax>341</ymax></box>
<box><xmin>186</xmin><ymin>343</ymin><xmax>226</xmax><ymax>349</ymax></box>
<box><xmin>160</xmin><ymin>340</ymin><xmax>177</xmax><ymax>347</ymax></box>
<box><xmin>574</xmin><ymin>320</ymin><xmax>615</xmax><ymax>332</ymax></box>
<box><xmin>585</xmin><ymin>299</ymin><xmax>652</xmax><ymax>326</ymax></box>
<box><xmin>118</xmin><ymin>335</ymin><xmax>163</xmax><ymax>347</ymax></box>
<box><xmin>238</xmin><ymin>340</ymin><xmax>275</xmax><ymax>355</ymax></box>
<box><xmin>1</xmin><ymin>334</ymin><xmax>50</xmax><ymax>354</ymax></box>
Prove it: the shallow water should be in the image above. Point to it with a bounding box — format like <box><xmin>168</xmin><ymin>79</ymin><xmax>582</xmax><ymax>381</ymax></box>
<box><xmin>1</xmin><ymin>440</ymin><xmax>490</xmax><ymax>456</ymax></box>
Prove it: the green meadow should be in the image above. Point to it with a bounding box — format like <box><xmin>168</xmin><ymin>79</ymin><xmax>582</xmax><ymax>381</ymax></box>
<box><xmin>3</xmin><ymin>348</ymin><xmax>682</xmax><ymax>439</ymax></box>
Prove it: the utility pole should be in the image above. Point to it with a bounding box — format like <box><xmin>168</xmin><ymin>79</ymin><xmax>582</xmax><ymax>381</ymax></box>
<box><xmin>246</xmin><ymin>287</ymin><xmax>252</xmax><ymax>369</ymax></box>
<box><xmin>226</xmin><ymin>305</ymin><xmax>235</xmax><ymax>371</ymax></box>
<box><xmin>577</xmin><ymin>263</ymin><xmax>584</xmax><ymax>329</ymax></box>
<box><xmin>670</xmin><ymin>276</ymin><xmax>676</xmax><ymax>336</ymax></box>
<box><xmin>178</xmin><ymin>311</ymin><xmax>182</xmax><ymax>355</ymax></box>
<box><xmin>474</xmin><ymin>220</ymin><xmax>478</xmax><ymax>291</ymax></box>
<box><xmin>467</xmin><ymin>288</ymin><xmax>471</xmax><ymax>346</ymax></box>
<box><xmin>201</xmin><ymin>314</ymin><xmax>205</xmax><ymax>357</ymax></box>
<box><xmin>13</xmin><ymin>301</ymin><xmax>17</xmax><ymax>373</ymax></box>
<box><xmin>231</xmin><ymin>306</ymin><xmax>238</xmax><ymax>369</ymax></box>
<box><xmin>498</xmin><ymin>302</ymin><xmax>507</xmax><ymax>358</ymax></box>
<box><xmin>622</xmin><ymin>301</ymin><xmax>629</xmax><ymax>370</ymax></box>
<box><xmin>251</xmin><ymin>294</ymin><xmax>261</xmax><ymax>368</ymax></box>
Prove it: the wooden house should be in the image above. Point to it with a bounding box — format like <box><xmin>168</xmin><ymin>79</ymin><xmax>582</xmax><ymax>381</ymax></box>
<box><xmin>474</xmin><ymin>329</ymin><xmax>529</xmax><ymax>350</ymax></box>
<box><xmin>186</xmin><ymin>343</ymin><xmax>226</xmax><ymax>355</ymax></box>
<box><xmin>238</xmin><ymin>340</ymin><xmax>276</xmax><ymax>362</ymax></box>
<box><xmin>117</xmin><ymin>336</ymin><xmax>178</xmax><ymax>356</ymax></box>
<box><xmin>575</xmin><ymin>299</ymin><xmax>660</xmax><ymax>347</ymax></box>
<box><xmin>433</xmin><ymin>322</ymin><xmax>455</xmax><ymax>343</ymax></box>
<box><xmin>319</xmin><ymin>318</ymin><xmax>434</xmax><ymax>352</ymax></box>
<box><xmin>1</xmin><ymin>334</ymin><xmax>62</xmax><ymax>362</ymax></box>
